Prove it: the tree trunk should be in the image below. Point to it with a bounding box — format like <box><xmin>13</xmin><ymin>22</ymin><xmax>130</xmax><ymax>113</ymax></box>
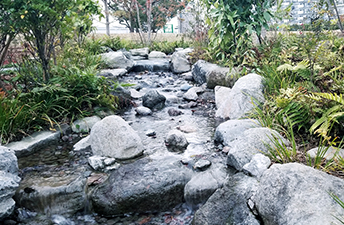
<box><xmin>331</xmin><ymin>0</ymin><xmax>344</xmax><ymax>33</ymax></box>
<box><xmin>104</xmin><ymin>0</ymin><xmax>110</xmax><ymax>36</ymax></box>
<box><xmin>147</xmin><ymin>0</ymin><xmax>152</xmax><ymax>47</ymax></box>
<box><xmin>135</xmin><ymin>0</ymin><xmax>146</xmax><ymax>45</ymax></box>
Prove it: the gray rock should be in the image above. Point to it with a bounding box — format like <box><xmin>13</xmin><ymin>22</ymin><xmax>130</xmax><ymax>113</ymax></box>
<box><xmin>142</xmin><ymin>90</ymin><xmax>166</xmax><ymax>110</ymax></box>
<box><xmin>73</xmin><ymin>136</ymin><xmax>91</xmax><ymax>151</ymax></box>
<box><xmin>14</xmin><ymin>174</ymin><xmax>86</xmax><ymax>216</ymax></box>
<box><xmin>148</xmin><ymin>51</ymin><xmax>167</xmax><ymax>58</ymax></box>
<box><xmin>88</xmin><ymin>156</ymin><xmax>107</xmax><ymax>171</ymax></box>
<box><xmin>145</xmin><ymin>129</ymin><xmax>156</xmax><ymax>137</ymax></box>
<box><xmin>104</xmin><ymin>158</ymin><xmax>116</xmax><ymax>166</ymax></box>
<box><xmin>179</xmin><ymin>101</ymin><xmax>198</xmax><ymax>109</ymax></box>
<box><xmin>193</xmin><ymin>173</ymin><xmax>260</xmax><ymax>225</ymax></box>
<box><xmin>180</xmin><ymin>83</ymin><xmax>193</xmax><ymax>91</ymax></box>
<box><xmin>181</xmin><ymin>71</ymin><xmax>193</xmax><ymax>81</ymax></box>
<box><xmin>227</xmin><ymin>127</ymin><xmax>288</xmax><ymax>171</ymax></box>
<box><xmin>89</xmin><ymin>116</ymin><xmax>144</xmax><ymax>160</ymax></box>
<box><xmin>183</xmin><ymin>86</ymin><xmax>203</xmax><ymax>101</ymax></box>
<box><xmin>255</xmin><ymin>163</ymin><xmax>344</xmax><ymax>225</ymax></box>
<box><xmin>91</xmin><ymin>156</ymin><xmax>193</xmax><ymax>216</ymax></box>
<box><xmin>307</xmin><ymin>146</ymin><xmax>344</xmax><ymax>160</ymax></box>
<box><xmin>192</xmin><ymin>60</ymin><xmax>237</xmax><ymax>88</ymax></box>
<box><xmin>216</xmin><ymin>73</ymin><xmax>265</xmax><ymax>120</ymax></box>
<box><xmin>206</xmin><ymin>66</ymin><xmax>234</xmax><ymax>89</ymax></box>
<box><xmin>130</xmin><ymin>89</ymin><xmax>143</xmax><ymax>99</ymax></box>
<box><xmin>71</xmin><ymin>116</ymin><xmax>101</xmax><ymax>133</ymax></box>
<box><xmin>194</xmin><ymin>159</ymin><xmax>212</xmax><ymax>170</ymax></box>
<box><xmin>214</xmin><ymin>86</ymin><xmax>231</xmax><ymax>110</ymax></box>
<box><xmin>98</xmin><ymin>69</ymin><xmax>127</xmax><ymax>78</ymax></box>
<box><xmin>130</xmin><ymin>47</ymin><xmax>149</xmax><ymax>58</ymax></box>
<box><xmin>214</xmin><ymin>119</ymin><xmax>260</xmax><ymax>146</ymax></box>
<box><xmin>165</xmin><ymin>130</ymin><xmax>189</xmax><ymax>152</ymax></box>
<box><xmin>168</xmin><ymin>108</ymin><xmax>183</xmax><ymax>116</ymax></box>
<box><xmin>101</xmin><ymin>51</ymin><xmax>134</xmax><ymax>70</ymax></box>
<box><xmin>135</xmin><ymin>106</ymin><xmax>152</xmax><ymax>116</ymax></box>
<box><xmin>170</xmin><ymin>51</ymin><xmax>191</xmax><ymax>74</ymax></box>
<box><xmin>6</xmin><ymin>130</ymin><xmax>61</xmax><ymax>157</ymax></box>
<box><xmin>0</xmin><ymin>147</ymin><xmax>20</xmax><ymax>220</ymax></box>
<box><xmin>184</xmin><ymin>168</ymin><xmax>226</xmax><ymax>209</ymax></box>
<box><xmin>242</xmin><ymin>153</ymin><xmax>271</xmax><ymax>178</ymax></box>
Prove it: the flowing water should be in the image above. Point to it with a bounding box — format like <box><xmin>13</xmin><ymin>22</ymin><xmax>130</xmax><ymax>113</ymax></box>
<box><xmin>12</xmin><ymin>70</ymin><xmax>226</xmax><ymax>225</ymax></box>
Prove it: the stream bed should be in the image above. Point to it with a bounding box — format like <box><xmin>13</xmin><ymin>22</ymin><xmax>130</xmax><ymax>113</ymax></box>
<box><xmin>12</xmin><ymin>70</ymin><xmax>228</xmax><ymax>225</ymax></box>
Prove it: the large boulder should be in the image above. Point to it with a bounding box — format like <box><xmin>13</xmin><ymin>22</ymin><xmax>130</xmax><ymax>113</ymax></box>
<box><xmin>14</xmin><ymin>174</ymin><xmax>85</xmax><ymax>216</ymax></box>
<box><xmin>100</xmin><ymin>51</ymin><xmax>134</xmax><ymax>70</ymax></box>
<box><xmin>226</xmin><ymin>127</ymin><xmax>289</xmax><ymax>171</ymax></box>
<box><xmin>142</xmin><ymin>90</ymin><xmax>166</xmax><ymax>110</ymax></box>
<box><xmin>255</xmin><ymin>163</ymin><xmax>344</xmax><ymax>225</ymax></box>
<box><xmin>215</xmin><ymin>73</ymin><xmax>265</xmax><ymax>120</ymax></box>
<box><xmin>0</xmin><ymin>146</ymin><xmax>21</xmax><ymax>221</ymax></box>
<box><xmin>91</xmin><ymin>156</ymin><xmax>193</xmax><ymax>216</ymax></box>
<box><xmin>170</xmin><ymin>51</ymin><xmax>191</xmax><ymax>74</ymax></box>
<box><xmin>192</xmin><ymin>60</ymin><xmax>238</xmax><ymax>89</ymax></box>
<box><xmin>193</xmin><ymin>173</ymin><xmax>260</xmax><ymax>225</ymax></box>
<box><xmin>89</xmin><ymin>115</ymin><xmax>144</xmax><ymax>160</ymax></box>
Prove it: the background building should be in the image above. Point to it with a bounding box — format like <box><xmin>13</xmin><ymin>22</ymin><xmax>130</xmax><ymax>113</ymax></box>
<box><xmin>279</xmin><ymin>0</ymin><xmax>344</xmax><ymax>24</ymax></box>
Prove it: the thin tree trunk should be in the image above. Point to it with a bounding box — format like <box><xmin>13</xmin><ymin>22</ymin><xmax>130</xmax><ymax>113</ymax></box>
<box><xmin>104</xmin><ymin>0</ymin><xmax>110</xmax><ymax>36</ymax></box>
<box><xmin>147</xmin><ymin>0</ymin><xmax>152</xmax><ymax>47</ymax></box>
<box><xmin>135</xmin><ymin>0</ymin><xmax>146</xmax><ymax>45</ymax></box>
<box><xmin>330</xmin><ymin>0</ymin><xmax>344</xmax><ymax>33</ymax></box>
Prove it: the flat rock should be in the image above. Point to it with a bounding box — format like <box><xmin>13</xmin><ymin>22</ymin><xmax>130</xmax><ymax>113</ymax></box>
<box><xmin>98</xmin><ymin>69</ymin><xmax>127</xmax><ymax>78</ymax></box>
<box><xmin>6</xmin><ymin>130</ymin><xmax>61</xmax><ymax>157</ymax></box>
<box><xmin>130</xmin><ymin>47</ymin><xmax>149</xmax><ymax>58</ymax></box>
<box><xmin>73</xmin><ymin>136</ymin><xmax>91</xmax><ymax>151</ymax></box>
<box><xmin>307</xmin><ymin>146</ymin><xmax>344</xmax><ymax>160</ymax></box>
<box><xmin>132</xmin><ymin>59</ymin><xmax>170</xmax><ymax>72</ymax></box>
<box><xmin>89</xmin><ymin>115</ymin><xmax>144</xmax><ymax>160</ymax></box>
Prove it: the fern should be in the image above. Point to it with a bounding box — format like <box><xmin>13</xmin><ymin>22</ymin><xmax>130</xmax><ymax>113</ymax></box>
<box><xmin>309</xmin><ymin>92</ymin><xmax>344</xmax><ymax>142</ymax></box>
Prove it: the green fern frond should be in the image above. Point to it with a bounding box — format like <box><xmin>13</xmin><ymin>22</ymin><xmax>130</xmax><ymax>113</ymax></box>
<box><xmin>313</xmin><ymin>92</ymin><xmax>344</xmax><ymax>105</ymax></box>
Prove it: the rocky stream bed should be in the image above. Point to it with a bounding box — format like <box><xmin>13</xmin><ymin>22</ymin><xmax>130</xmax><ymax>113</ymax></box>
<box><xmin>2</xmin><ymin>48</ymin><xmax>344</xmax><ymax>225</ymax></box>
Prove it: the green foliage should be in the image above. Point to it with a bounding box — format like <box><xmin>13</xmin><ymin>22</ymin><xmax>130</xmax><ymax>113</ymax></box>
<box><xmin>108</xmin><ymin>0</ymin><xmax>186</xmax><ymax>33</ymax></box>
<box><xmin>202</xmin><ymin>0</ymin><xmax>275</xmax><ymax>66</ymax></box>
<box><xmin>265</xmin><ymin>118</ymin><xmax>298</xmax><ymax>164</ymax></box>
<box><xmin>309</xmin><ymin>92</ymin><xmax>344</xmax><ymax>142</ymax></box>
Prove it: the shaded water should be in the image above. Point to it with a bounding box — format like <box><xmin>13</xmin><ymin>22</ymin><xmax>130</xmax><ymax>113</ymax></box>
<box><xmin>13</xmin><ymin>71</ymin><xmax>224</xmax><ymax>225</ymax></box>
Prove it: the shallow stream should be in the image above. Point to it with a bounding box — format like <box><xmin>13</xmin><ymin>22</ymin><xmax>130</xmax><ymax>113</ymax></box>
<box><xmin>13</xmin><ymin>70</ymin><xmax>226</xmax><ymax>225</ymax></box>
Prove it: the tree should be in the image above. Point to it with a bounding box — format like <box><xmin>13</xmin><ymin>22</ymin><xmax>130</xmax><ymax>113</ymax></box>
<box><xmin>13</xmin><ymin>0</ymin><xmax>101</xmax><ymax>82</ymax></box>
<box><xmin>108</xmin><ymin>0</ymin><xmax>186</xmax><ymax>33</ymax></box>
<box><xmin>202</xmin><ymin>0</ymin><xmax>276</xmax><ymax>65</ymax></box>
<box><xmin>0</xmin><ymin>0</ymin><xmax>24</xmax><ymax>93</ymax></box>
